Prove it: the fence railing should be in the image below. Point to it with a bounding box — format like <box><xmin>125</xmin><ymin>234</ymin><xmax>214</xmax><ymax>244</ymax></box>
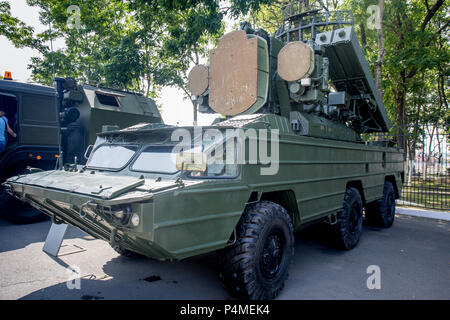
<box><xmin>400</xmin><ymin>150</ymin><xmax>449</xmax><ymax>211</ymax></box>
<box><xmin>400</xmin><ymin>175</ymin><xmax>449</xmax><ymax>211</ymax></box>
<box><xmin>366</xmin><ymin>127</ymin><xmax>449</xmax><ymax>211</ymax></box>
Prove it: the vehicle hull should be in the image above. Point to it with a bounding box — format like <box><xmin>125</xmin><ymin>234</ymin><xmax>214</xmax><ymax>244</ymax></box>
<box><xmin>4</xmin><ymin>117</ymin><xmax>404</xmax><ymax>260</ymax></box>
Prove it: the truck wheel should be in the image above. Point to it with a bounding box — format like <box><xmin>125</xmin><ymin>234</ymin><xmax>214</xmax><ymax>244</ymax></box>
<box><xmin>112</xmin><ymin>245</ymin><xmax>142</xmax><ymax>258</ymax></box>
<box><xmin>365</xmin><ymin>181</ymin><xmax>396</xmax><ymax>228</ymax></box>
<box><xmin>330</xmin><ymin>187</ymin><xmax>363</xmax><ymax>250</ymax></box>
<box><xmin>0</xmin><ymin>190</ymin><xmax>49</xmax><ymax>224</ymax></box>
<box><xmin>0</xmin><ymin>167</ymin><xmax>49</xmax><ymax>224</ymax></box>
<box><xmin>218</xmin><ymin>201</ymin><xmax>294</xmax><ymax>300</ymax></box>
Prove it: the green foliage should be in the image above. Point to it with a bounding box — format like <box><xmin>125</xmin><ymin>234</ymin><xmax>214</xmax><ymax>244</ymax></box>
<box><xmin>247</xmin><ymin>3</ymin><xmax>284</xmax><ymax>34</ymax></box>
<box><xmin>2</xmin><ymin>0</ymin><xmax>447</xmax><ymax>141</ymax></box>
<box><xmin>1</xmin><ymin>0</ymin><xmax>272</xmax><ymax>99</ymax></box>
<box><xmin>246</xmin><ymin>0</ymin><xmax>448</xmax><ymax>151</ymax></box>
<box><xmin>246</xmin><ymin>1</ymin><xmax>344</xmax><ymax>34</ymax></box>
<box><xmin>0</xmin><ymin>1</ymin><xmax>43</xmax><ymax>50</ymax></box>
<box><xmin>24</xmin><ymin>0</ymin><xmax>157</xmax><ymax>91</ymax></box>
<box><xmin>130</xmin><ymin>0</ymin><xmax>272</xmax><ymax>97</ymax></box>
<box><xmin>346</xmin><ymin>0</ymin><xmax>448</xmax><ymax>151</ymax></box>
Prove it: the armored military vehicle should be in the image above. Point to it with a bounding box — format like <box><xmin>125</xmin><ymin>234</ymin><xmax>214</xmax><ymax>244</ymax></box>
<box><xmin>0</xmin><ymin>76</ymin><xmax>162</xmax><ymax>223</ymax></box>
<box><xmin>3</xmin><ymin>6</ymin><xmax>403</xmax><ymax>300</ymax></box>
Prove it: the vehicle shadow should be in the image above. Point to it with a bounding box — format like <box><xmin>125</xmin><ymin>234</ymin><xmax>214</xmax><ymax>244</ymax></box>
<box><xmin>18</xmin><ymin>223</ymin><xmax>341</xmax><ymax>300</ymax></box>
<box><xmin>14</xmin><ymin>214</ymin><xmax>450</xmax><ymax>300</ymax></box>
<box><xmin>20</xmin><ymin>251</ymin><xmax>232</xmax><ymax>300</ymax></box>
<box><xmin>0</xmin><ymin>215</ymin><xmax>95</xmax><ymax>253</ymax></box>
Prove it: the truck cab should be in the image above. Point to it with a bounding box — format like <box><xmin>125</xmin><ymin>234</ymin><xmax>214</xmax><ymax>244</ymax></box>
<box><xmin>0</xmin><ymin>76</ymin><xmax>162</xmax><ymax>224</ymax></box>
<box><xmin>0</xmin><ymin>79</ymin><xmax>60</xmax><ymax>182</ymax></box>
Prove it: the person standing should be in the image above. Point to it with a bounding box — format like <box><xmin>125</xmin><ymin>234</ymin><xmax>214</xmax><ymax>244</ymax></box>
<box><xmin>0</xmin><ymin>108</ymin><xmax>17</xmax><ymax>153</ymax></box>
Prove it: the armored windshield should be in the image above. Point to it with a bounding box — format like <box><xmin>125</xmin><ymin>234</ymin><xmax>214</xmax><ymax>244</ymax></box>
<box><xmin>131</xmin><ymin>145</ymin><xmax>178</xmax><ymax>174</ymax></box>
<box><xmin>130</xmin><ymin>142</ymin><xmax>238</xmax><ymax>178</ymax></box>
<box><xmin>87</xmin><ymin>144</ymin><xmax>138</xmax><ymax>170</ymax></box>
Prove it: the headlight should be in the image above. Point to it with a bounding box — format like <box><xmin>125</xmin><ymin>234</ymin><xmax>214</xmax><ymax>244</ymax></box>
<box><xmin>100</xmin><ymin>205</ymin><xmax>132</xmax><ymax>225</ymax></box>
<box><xmin>113</xmin><ymin>209</ymin><xmax>125</xmax><ymax>220</ymax></box>
<box><xmin>131</xmin><ymin>213</ymin><xmax>140</xmax><ymax>227</ymax></box>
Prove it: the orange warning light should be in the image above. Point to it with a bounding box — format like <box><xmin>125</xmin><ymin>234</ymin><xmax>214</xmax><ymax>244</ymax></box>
<box><xmin>36</xmin><ymin>156</ymin><xmax>42</xmax><ymax>160</ymax></box>
<box><xmin>3</xmin><ymin>71</ymin><xmax>12</xmax><ymax>80</ymax></box>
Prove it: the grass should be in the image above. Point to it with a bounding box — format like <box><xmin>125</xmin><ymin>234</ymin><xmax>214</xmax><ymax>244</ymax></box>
<box><xmin>405</xmin><ymin>177</ymin><xmax>448</xmax><ymax>188</ymax></box>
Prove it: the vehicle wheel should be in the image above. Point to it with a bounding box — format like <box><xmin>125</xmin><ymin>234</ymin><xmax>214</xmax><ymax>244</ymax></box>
<box><xmin>112</xmin><ymin>245</ymin><xmax>143</xmax><ymax>258</ymax></box>
<box><xmin>218</xmin><ymin>201</ymin><xmax>294</xmax><ymax>300</ymax></box>
<box><xmin>365</xmin><ymin>181</ymin><xmax>396</xmax><ymax>228</ymax></box>
<box><xmin>0</xmin><ymin>167</ymin><xmax>49</xmax><ymax>224</ymax></box>
<box><xmin>330</xmin><ymin>187</ymin><xmax>363</xmax><ymax>250</ymax></box>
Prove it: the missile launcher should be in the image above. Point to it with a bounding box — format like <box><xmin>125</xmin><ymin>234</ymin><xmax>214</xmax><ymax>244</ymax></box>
<box><xmin>188</xmin><ymin>9</ymin><xmax>390</xmax><ymax>139</ymax></box>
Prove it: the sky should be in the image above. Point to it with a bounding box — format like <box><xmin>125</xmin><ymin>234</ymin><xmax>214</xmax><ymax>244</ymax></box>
<box><xmin>0</xmin><ymin>0</ymin><xmax>222</xmax><ymax>126</ymax></box>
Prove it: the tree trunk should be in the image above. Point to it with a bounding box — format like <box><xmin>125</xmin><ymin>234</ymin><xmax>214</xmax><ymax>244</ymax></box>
<box><xmin>389</xmin><ymin>0</ymin><xmax>445</xmax><ymax>153</ymax></box>
<box><xmin>394</xmin><ymin>71</ymin><xmax>407</xmax><ymax>150</ymax></box>
<box><xmin>374</xmin><ymin>0</ymin><xmax>385</xmax><ymax>97</ymax></box>
<box><xmin>359</xmin><ymin>22</ymin><xmax>367</xmax><ymax>48</ymax></box>
<box><xmin>373</xmin><ymin>0</ymin><xmax>385</xmax><ymax>142</ymax></box>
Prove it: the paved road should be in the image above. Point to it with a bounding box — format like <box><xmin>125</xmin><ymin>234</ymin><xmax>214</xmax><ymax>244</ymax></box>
<box><xmin>0</xmin><ymin>212</ymin><xmax>449</xmax><ymax>300</ymax></box>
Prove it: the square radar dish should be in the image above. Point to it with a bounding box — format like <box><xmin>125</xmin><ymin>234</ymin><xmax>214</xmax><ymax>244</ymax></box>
<box><xmin>209</xmin><ymin>31</ymin><xmax>261</xmax><ymax>116</ymax></box>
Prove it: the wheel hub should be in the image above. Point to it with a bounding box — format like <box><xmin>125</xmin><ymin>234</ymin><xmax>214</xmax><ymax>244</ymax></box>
<box><xmin>386</xmin><ymin>193</ymin><xmax>395</xmax><ymax>219</ymax></box>
<box><xmin>349</xmin><ymin>203</ymin><xmax>361</xmax><ymax>236</ymax></box>
<box><xmin>261</xmin><ymin>232</ymin><xmax>283</xmax><ymax>278</ymax></box>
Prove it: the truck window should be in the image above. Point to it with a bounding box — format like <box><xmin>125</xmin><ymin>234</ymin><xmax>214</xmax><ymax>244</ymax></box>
<box><xmin>131</xmin><ymin>145</ymin><xmax>178</xmax><ymax>174</ymax></box>
<box><xmin>188</xmin><ymin>141</ymin><xmax>239</xmax><ymax>179</ymax></box>
<box><xmin>87</xmin><ymin>144</ymin><xmax>138</xmax><ymax>170</ymax></box>
<box><xmin>96</xmin><ymin>93</ymin><xmax>120</xmax><ymax>107</ymax></box>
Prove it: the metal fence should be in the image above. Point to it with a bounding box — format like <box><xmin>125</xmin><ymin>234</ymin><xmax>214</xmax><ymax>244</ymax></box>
<box><xmin>399</xmin><ymin>128</ymin><xmax>449</xmax><ymax>211</ymax></box>
<box><xmin>364</xmin><ymin>126</ymin><xmax>449</xmax><ymax>211</ymax></box>
<box><xmin>400</xmin><ymin>152</ymin><xmax>450</xmax><ymax>210</ymax></box>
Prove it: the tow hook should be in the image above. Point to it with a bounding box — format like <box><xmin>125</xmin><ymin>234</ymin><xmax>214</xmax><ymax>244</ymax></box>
<box><xmin>79</xmin><ymin>201</ymin><xmax>94</xmax><ymax>218</ymax></box>
<box><xmin>328</xmin><ymin>213</ymin><xmax>338</xmax><ymax>225</ymax></box>
<box><xmin>52</xmin><ymin>215</ymin><xmax>65</xmax><ymax>225</ymax></box>
<box><xmin>110</xmin><ymin>228</ymin><xmax>127</xmax><ymax>247</ymax></box>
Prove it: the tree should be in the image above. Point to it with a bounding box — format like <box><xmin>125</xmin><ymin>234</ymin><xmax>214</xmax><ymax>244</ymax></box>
<box><xmin>130</xmin><ymin>0</ymin><xmax>274</xmax><ymax>116</ymax></box>
<box><xmin>134</xmin><ymin>1</ymin><xmax>225</xmax><ymax>120</ymax></box>
<box><xmin>2</xmin><ymin>0</ymin><xmax>273</xmax><ymax>101</ymax></box>
<box><xmin>24</xmin><ymin>0</ymin><xmax>153</xmax><ymax>90</ymax></box>
<box><xmin>374</xmin><ymin>0</ymin><xmax>385</xmax><ymax>96</ymax></box>
<box><xmin>382</xmin><ymin>0</ymin><xmax>447</xmax><ymax>150</ymax></box>
<box><xmin>0</xmin><ymin>1</ymin><xmax>44</xmax><ymax>50</ymax></box>
<box><xmin>4</xmin><ymin>0</ymin><xmax>446</xmax><ymax>138</ymax></box>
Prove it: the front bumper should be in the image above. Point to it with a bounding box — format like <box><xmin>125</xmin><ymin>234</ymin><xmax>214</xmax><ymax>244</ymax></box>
<box><xmin>4</xmin><ymin>182</ymin><xmax>176</xmax><ymax>260</ymax></box>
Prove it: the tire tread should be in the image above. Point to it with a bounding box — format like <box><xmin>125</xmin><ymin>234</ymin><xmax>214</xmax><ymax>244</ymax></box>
<box><xmin>218</xmin><ymin>201</ymin><xmax>294</xmax><ymax>300</ymax></box>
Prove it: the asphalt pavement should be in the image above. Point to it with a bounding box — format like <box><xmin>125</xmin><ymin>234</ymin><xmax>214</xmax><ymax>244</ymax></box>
<box><xmin>0</xmin><ymin>210</ymin><xmax>449</xmax><ymax>300</ymax></box>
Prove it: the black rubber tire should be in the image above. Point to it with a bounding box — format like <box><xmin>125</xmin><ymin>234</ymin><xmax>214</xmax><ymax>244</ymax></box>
<box><xmin>330</xmin><ymin>187</ymin><xmax>364</xmax><ymax>250</ymax></box>
<box><xmin>365</xmin><ymin>181</ymin><xmax>396</xmax><ymax>228</ymax></box>
<box><xmin>218</xmin><ymin>201</ymin><xmax>294</xmax><ymax>300</ymax></box>
<box><xmin>112</xmin><ymin>245</ymin><xmax>143</xmax><ymax>258</ymax></box>
<box><xmin>0</xmin><ymin>167</ymin><xmax>49</xmax><ymax>224</ymax></box>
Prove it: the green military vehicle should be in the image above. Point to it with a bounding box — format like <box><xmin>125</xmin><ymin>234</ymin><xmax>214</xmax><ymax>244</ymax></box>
<box><xmin>0</xmin><ymin>76</ymin><xmax>162</xmax><ymax>223</ymax></box>
<box><xmin>3</xmin><ymin>7</ymin><xmax>403</xmax><ymax>299</ymax></box>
